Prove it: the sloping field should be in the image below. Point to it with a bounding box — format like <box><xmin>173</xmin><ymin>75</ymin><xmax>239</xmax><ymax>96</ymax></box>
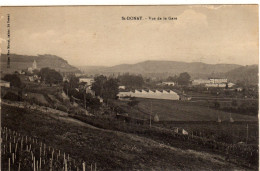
<box><xmin>113</xmin><ymin>98</ymin><xmax>257</xmax><ymax>121</ymax></box>
<box><xmin>26</xmin><ymin>92</ymin><xmax>49</xmax><ymax>105</ymax></box>
<box><xmin>1</xmin><ymin>104</ymin><xmax>250</xmax><ymax>170</ymax></box>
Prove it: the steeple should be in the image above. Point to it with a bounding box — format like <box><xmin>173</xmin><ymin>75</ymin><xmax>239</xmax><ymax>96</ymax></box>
<box><xmin>32</xmin><ymin>60</ymin><xmax>37</xmax><ymax>70</ymax></box>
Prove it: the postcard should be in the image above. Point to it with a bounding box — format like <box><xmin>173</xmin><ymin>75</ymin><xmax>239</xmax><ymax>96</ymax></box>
<box><xmin>0</xmin><ymin>5</ymin><xmax>258</xmax><ymax>170</ymax></box>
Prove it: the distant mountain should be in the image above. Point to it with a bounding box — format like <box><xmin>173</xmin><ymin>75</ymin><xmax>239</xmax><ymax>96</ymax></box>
<box><xmin>224</xmin><ymin>65</ymin><xmax>258</xmax><ymax>85</ymax></box>
<box><xmin>103</xmin><ymin>60</ymin><xmax>241</xmax><ymax>74</ymax></box>
<box><xmin>1</xmin><ymin>54</ymin><xmax>80</xmax><ymax>73</ymax></box>
<box><xmin>77</xmin><ymin>65</ymin><xmax>108</xmax><ymax>73</ymax></box>
<box><xmin>82</xmin><ymin>60</ymin><xmax>241</xmax><ymax>79</ymax></box>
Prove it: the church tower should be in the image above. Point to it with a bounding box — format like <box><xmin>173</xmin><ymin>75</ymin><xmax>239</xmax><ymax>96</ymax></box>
<box><xmin>32</xmin><ymin>60</ymin><xmax>37</xmax><ymax>70</ymax></box>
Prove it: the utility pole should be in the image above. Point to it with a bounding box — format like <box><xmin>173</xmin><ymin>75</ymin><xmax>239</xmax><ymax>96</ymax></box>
<box><xmin>150</xmin><ymin>100</ymin><xmax>152</xmax><ymax>128</ymax></box>
<box><xmin>246</xmin><ymin>124</ymin><xmax>249</xmax><ymax>144</ymax></box>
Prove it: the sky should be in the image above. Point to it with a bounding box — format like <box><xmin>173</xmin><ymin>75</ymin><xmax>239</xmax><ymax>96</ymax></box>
<box><xmin>0</xmin><ymin>5</ymin><xmax>258</xmax><ymax>66</ymax></box>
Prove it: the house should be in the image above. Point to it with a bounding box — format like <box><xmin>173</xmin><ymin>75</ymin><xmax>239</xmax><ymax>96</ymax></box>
<box><xmin>28</xmin><ymin>76</ymin><xmax>34</xmax><ymax>82</ymax></box>
<box><xmin>18</xmin><ymin>70</ymin><xmax>25</xmax><ymax>75</ymax></box>
<box><xmin>205</xmin><ymin>83</ymin><xmax>226</xmax><ymax>88</ymax></box>
<box><xmin>119</xmin><ymin>85</ymin><xmax>126</xmax><ymax>90</ymax></box>
<box><xmin>28</xmin><ymin>75</ymin><xmax>41</xmax><ymax>82</ymax></box>
<box><xmin>86</xmin><ymin>86</ymin><xmax>95</xmax><ymax>96</ymax></box>
<box><xmin>0</xmin><ymin>80</ymin><xmax>10</xmax><ymax>88</ymax></box>
<box><xmin>192</xmin><ymin>79</ymin><xmax>211</xmax><ymax>85</ymax></box>
<box><xmin>79</xmin><ymin>78</ymin><xmax>94</xmax><ymax>86</ymax></box>
<box><xmin>228</xmin><ymin>82</ymin><xmax>235</xmax><ymax>88</ymax></box>
<box><xmin>236</xmin><ymin>87</ymin><xmax>243</xmax><ymax>92</ymax></box>
<box><xmin>179</xmin><ymin>94</ymin><xmax>191</xmax><ymax>101</ymax></box>
<box><xmin>162</xmin><ymin>82</ymin><xmax>175</xmax><ymax>86</ymax></box>
<box><xmin>63</xmin><ymin>76</ymin><xmax>69</xmax><ymax>82</ymax></box>
<box><xmin>209</xmin><ymin>78</ymin><xmax>228</xmax><ymax>84</ymax></box>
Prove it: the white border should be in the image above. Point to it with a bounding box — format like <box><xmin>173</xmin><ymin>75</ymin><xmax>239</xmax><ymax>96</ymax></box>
<box><xmin>0</xmin><ymin>0</ymin><xmax>259</xmax><ymax>6</ymax></box>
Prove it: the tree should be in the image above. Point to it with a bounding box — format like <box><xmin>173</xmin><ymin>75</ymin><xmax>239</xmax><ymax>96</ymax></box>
<box><xmin>167</xmin><ymin>75</ymin><xmax>178</xmax><ymax>82</ymax></box>
<box><xmin>177</xmin><ymin>72</ymin><xmax>191</xmax><ymax>86</ymax></box>
<box><xmin>118</xmin><ymin>73</ymin><xmax>144</xmax><ymax>88</ymax></box>
<box><xmin>85</xmin><ymin>93</ymin><xmax>101</xmax><ymax>113</ymax></box>
<box><xmin>3</xmin><ymin>74</ymin><xmax>22</xmax><ymax>88</ymax></box>
<box><xmin>63</xmin><ymin>75</ymin><xmax>79</xmax><ymax>96</ymax></box>
<box><xmin>39</xmin><ymin>67</ymin><xmax>63</xmax><ymax>85</ymax></box>
<box><xmin>91</xmin><ymin>75</ymin><xmax>119</xmax><ymax>100</ymax></box>
<box><xmin>69</xmin><ymin>75</ymin><xmax>79</xmax><ymax>88</ymax></box>
<box><xmin>91</xmin><ymin>75</ymin><xmax>107</xmax><ymax>97</ymax></box>
<box><xmin>102</xmin><ymin>78</ymin><xmax>119</xmax><ymax>99</ymax></box>
<box><xmin>3</xmin><ymin>92</ymin><xmax>21</xmax><ymax>101</ymax></box>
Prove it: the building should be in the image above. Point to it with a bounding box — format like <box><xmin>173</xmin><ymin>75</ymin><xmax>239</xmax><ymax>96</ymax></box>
<box><xmin>236</xmin><ymin>87</ymin><xmax>243</xmax><ymax>92</ymax></box>
<box><xmin>0</xmin><ymin>80</ymin><xmax>10</xmax><ymax>88</ymax></box>
<box><xmin>28</xmin><ymin>60</ymin><xmax>38</xmax><ymax>73</ymax></box>
<box><xmin>86</xmin><ymin>86</ymin><xmax>95</xmax><ymax>96</ymax></box>
<box><xmin>228</xmin><ymin>82</ymin><xmax>235</xmax><ymax>88</ymax></box>
<box><xmin>79</xmin><ymin>78</ymin><xmax>94</xmax><ymax>86</ymax></box>
<box><xmin>205</xmin><ymin>83</ymin><xmax>226</xmax><ymax>88</ymax></box>
<box><xmin>162</xmin><ymin>82</ymin><xmax>175</xmax><ymax>86</ymax></box>
<box><xmin>209</xmin><ymin>78</ymin><xmax>228</xmax><ymax>84</ymax></box>
<box><xmin>193</xmin><ymin>78</ymin><xmax>234</xmax><ymax>88</ymax></box>
<box><xmin>118</xmin><ymin>89</ymin><xmax>180</xmax><ymax>100</ymax></box>
<box><xmin>205</xmin><ymin>82</ymin><xmax>235</xmax><ymax>88</ymax></box>
<box><xmin>119</xmin><ymin>85</ymin><xmax>126</xmax><ymax>90</ymax></box>
<box><xmin>192</xmin><ymin>79</ymin><xmax>211</xmax><ymax>85</ymax></box>
<box><xmin>32</xmin><ymin>60</ymin><xmax>37</xmax><ymax>70</ymax></box>
<box><xmin>28</xmin><ymin>75</ymin><xmax>41</xmax><ymax>82</ymax></box>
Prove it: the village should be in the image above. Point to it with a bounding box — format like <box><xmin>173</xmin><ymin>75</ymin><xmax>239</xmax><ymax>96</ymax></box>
<box><xmin>0</xmin><ymin>5</ymin><xmax>259</xmax><ymax>171</ymax></box>
<box><xmin>1</xmin><ymin>58</ymin><xmax>259</xmax><ymax>170</ymax></box>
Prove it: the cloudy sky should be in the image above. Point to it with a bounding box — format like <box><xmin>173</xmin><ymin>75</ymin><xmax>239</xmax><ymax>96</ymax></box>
<box><xmin>0</xmin><ymin>5</ymin><xmax>258</xmax><ymax>66</ymax></box>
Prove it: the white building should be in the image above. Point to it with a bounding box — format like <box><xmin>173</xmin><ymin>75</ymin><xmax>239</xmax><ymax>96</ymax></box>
<box><xmin>119</xmin><ymin>85</ymin><xmax>126</xmax><ymax>89</ymax></box>
<box><xmin>118</xmin><ymin>89</ymin><xmax>179</xmax><ymax>100</ymax></box>
<box><xmin>209</xmin><ymin>78</ymin><xmax>228</xmax><ymax>84</ymax></box>
<box><xmin>192</xmin><ymin>79</ymin><xmax>211</xmax><ymax>85</ymax></box>
<box><xmin>205</xmin><ymin>83</ymin><xmax>226</xmax><ymax>88</ymax></box>
<box><xmin>228</xmin><ymin>82</ymin><xmax>235</xmax><ymax>88</ymax></box>
<box><xmin>162</xmin><ymin>82</ymin><xmax>175</xmax><ymax>86</ymax></box>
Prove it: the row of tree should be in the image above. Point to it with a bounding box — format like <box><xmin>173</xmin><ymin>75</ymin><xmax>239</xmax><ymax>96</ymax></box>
<box><xmin>166</xmin><ymin>72</ymin><xmax>191</xmax><ymax>86</ymax></box>
<box><xmin>91</xmin><ymin>75</ymin><xmax>119</xmax><ymax>100</ymax></box>
<box><xmin>118</xmin><ymin>73</ymin><xmax>144</xmax><ymax>88</ymax></box>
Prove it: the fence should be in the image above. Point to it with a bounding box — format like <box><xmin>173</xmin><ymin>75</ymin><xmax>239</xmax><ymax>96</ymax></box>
<box><xmin>1</xmin><ymin>127</ymin><xmax>97</xmax><ymax>171</ymax></box>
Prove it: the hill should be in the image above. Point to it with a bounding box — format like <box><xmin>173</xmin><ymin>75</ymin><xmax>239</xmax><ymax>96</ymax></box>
<box><xmin>77</xmin><ymin>65</ymin><xmax>107</xmax><ymax>74</ymax></box>
<box><xmin>0</xmin><ymin>54</ymin><xmax>80</xmax><ymax>73</ymax></box>
<box><xmin>224</xmin><ymin>65</ymin><xmax>258</xmax><ymax>85</ymax></box>
<box><xmin>104</xmin><ymin>61</ymin><xmax>241</xmax><ymax>74</ymax></box>
<box><xmin>80</xmin><ymin>60</ymin><xmax>242</xmax><ymax>79</ymax></box>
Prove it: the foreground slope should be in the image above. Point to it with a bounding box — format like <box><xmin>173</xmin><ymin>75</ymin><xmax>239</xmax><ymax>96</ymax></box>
<box><xmin>2</xmin><ymin>104</ymin><xmax>256</xmax><ymax>170</ymax></box>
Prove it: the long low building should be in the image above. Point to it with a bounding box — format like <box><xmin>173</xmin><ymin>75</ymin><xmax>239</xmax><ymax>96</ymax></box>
<box><xmin>118</xmin><ymin>89</ymin><xmax>180</xmax><ymax>100</ymax></box>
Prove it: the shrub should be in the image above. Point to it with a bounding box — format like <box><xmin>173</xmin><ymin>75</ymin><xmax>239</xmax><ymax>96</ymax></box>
<box><xmin>3</xmin><ymin>92</ymin><xmax>21</xmax><ymax>101</ymax></box>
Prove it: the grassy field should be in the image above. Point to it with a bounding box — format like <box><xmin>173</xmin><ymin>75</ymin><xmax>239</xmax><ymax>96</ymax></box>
<box><xmin>154</xmin><ymin>121</ymin><xmax>258</xmax><ymax>145</ymax></box>
<box><xmin>111</xmin><ymin>98</ymin><xmax>258</xmax><ymax>121</ymax></box>
<box><xmin>2</xmin><ymin>104</ymin><xmax>256</xmax><ymax>170</ymax></box>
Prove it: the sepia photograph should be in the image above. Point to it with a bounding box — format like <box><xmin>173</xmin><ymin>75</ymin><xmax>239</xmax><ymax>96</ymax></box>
<box><xmin>0</xmin><ymin>5</ymin><xmax>259</xmax><ymax>170</ymax></box>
